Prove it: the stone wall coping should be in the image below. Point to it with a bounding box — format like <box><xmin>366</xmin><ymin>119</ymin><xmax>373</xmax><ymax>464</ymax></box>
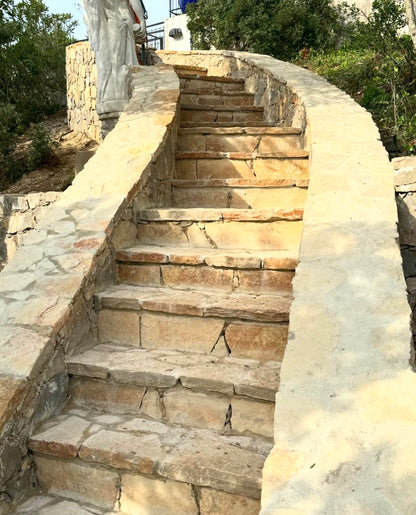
<box><xmin>0</xmin><ymin>63</ymin><xmax>179</xmax><ymax>501</ymax></box>
<box><xmin>161</xmin><ymin>50</ymin><xmax>413</xmax><ymax>513</ymax></box>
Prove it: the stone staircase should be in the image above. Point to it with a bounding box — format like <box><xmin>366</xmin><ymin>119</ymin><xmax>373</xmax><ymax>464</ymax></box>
<box><xmin>18</xmin><ymin>66</ymin><xmax>309</xmax><ymax>514</ymax></box>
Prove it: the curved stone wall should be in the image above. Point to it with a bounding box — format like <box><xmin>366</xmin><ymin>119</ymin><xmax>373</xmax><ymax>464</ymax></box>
<box><xmin>0</xmin><ymin>64</ymin><xmax>179</xmax><ymax>511</ymax></box>
<box><xmin>159</xmin><ymin>50</ymin><xmax>413</xmax><ymax>513</ymax></box>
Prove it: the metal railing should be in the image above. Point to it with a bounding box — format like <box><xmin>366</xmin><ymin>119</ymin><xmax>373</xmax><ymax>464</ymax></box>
<box><xmin>146</xmin><ymin>22</ymin><xmax>165</xmax><ymax>50</ymax></box>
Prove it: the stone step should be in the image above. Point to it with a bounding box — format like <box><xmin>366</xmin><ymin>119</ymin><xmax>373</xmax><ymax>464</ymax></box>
<box><xmin>180</xmin><ymin>75</ymin><xmax>245</xmax><ymax>92</ymax></box>
<box><xmin>180</xmin><ymin>121</ymin><xmax>277</xmax><ymax>128</ymax></box>
<box><xmin>97</xmin><ymin>284</ymin><xmax>292</xmax><ymax>323</ymax></box>
<box><xmin>138</xmin><ymin>207</ymin><xmax>303</xmax><ymax>222</ymax></box>
<box><xmin>116</xmin><ymin>244</ymin><xmax>298</xmax><ymax>270</ymax></box>
<box><xmin>67</xmin><ymin>344</ymin><xmax>277</xmax><ymax>438</ymax></box>
<box><xmin>136</xmin><ymin>208</ymin><xmax>303</xmax><ymax>251</ymax></box>
<box><xmin>174</xmin><ymin>64</ymin><xmax>208</xmax><ymax>77</ymax></box>
<box><xmin>29</xmin><ymin>409</ymin><xmax>269</xmax><ymax>511</ymax></box>
<box><xmin>181</xmin><ymin>90</ymin><xmax>255</xmax><ymax>107</ymax></box>
<box><xmin>180</xmin><ymin>104</ymin><xmax>264</xmax><ymax>124</ymax></box>
<box><xmin>177</xmin><ymin>126</ymin><xmax>302</xmax><ymax>153</ymax></box>
<box><xmin>117</xmin><ymin>244</ymin><xmax>297</xmax><ymax>293</ymax></box>
<box><xmin>171</xmin><ymin>179</ymin><xmax>308</xmax><ymax>209</ymax></box>
<box><xmin>117</xmin><ymin>259</ymin><xmax>294</xmax><ymax>294</ymax></box>
<box><xmin>175</xmin><ymin>150</ymin><xmax>309</xmax><ymax>180</ymax></box>
<box><xmin>98</xmin><ymin>298</ymin><xmax>288</xmax><ymax>361</ymax></box>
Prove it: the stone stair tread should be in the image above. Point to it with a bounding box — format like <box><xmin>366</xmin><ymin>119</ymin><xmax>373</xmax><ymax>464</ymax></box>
<box><xmin>182</xmin><ymin>89</ymin><xmax>254</xmax><ymax>97</ymax></box>
<box><xmin>180</xmin><ymin>121</ymin><xmax>277</xmax><ymax>128</ymax></box>
<box><xmin>180</xmin><ymin>74</ymin><xmax>245</xmax><ymax>84</ymax></box>
<box><xmin>138</xmin><ymin>207</ymin><xmax>303</xmax><ymax>222</ymax></box>
<box><xmin>14</xmin><ymin>494</ymin><xmax>107</xmax><ymax>514</ymax></box>
<box><xmin>171</xmin><ymin>178</ymin><xmax>308</xmax><ymax>188</ymax></box>
<box><xmin>181</xmin><ymin>104</ymin><xmax>264</xmax><ymax>112</ymax></box>
<box><xmin>176</xmin><ymin>150</ymin><xmax>309</xmax><ymax>159</ymax></box>
<box><xmin>117</xmin><ymin>245</ymin><xmax>298</xmax><ymax>270</ymax></box>
<box><xmin>178</xmin><ymin>126</ymin><xmax>302</xmax><ymax>135</ymax></box>
<box><xmin>29</xmin><ymin>408</ymin><xmax>271</xmax><ymax>498</ymax></box>
<box><xmin>67</xmin><ymin>344</ymin><xmax>280</xmax><ymax>400</ymax></box>
<box><xmin>97</xmin><ymin>284</ymin><xmax>292</xmax><ymax>322</ymax></box>
<box><xmin>174</xmin><ymin>64</ymin><xmax>208</xmax><ymax>73</ymax></box>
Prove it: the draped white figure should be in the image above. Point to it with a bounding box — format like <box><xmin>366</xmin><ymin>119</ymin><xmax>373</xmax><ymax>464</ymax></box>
<box><xmin>82</xmin><ymin>0</ymin><xmax>147</xmax><ymax>118</ymax></box>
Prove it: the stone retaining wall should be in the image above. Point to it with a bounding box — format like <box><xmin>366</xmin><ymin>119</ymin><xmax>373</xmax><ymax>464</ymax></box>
<box><xmin>159</xmin><ymin>51</ymin><xmax>414</xmax><ymax>513</ymax></box>
<box><xmin>0</xmin><ymin>64</ymin><xmax>178</xmax><ymax>512</ymax></box>
<box><xmin>0</xmin><ymin>192</ymin><xmax>60</xmax><ymax>271</ymax></box>
<box><xmin>66</xmin><ymin>42</ymin><xmax>102</xmax><ymax>143</ymax></box>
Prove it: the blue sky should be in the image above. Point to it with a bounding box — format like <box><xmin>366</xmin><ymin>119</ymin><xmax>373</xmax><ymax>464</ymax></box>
<box><xmin>43</xmin><ymin>0</ymin><xmax>170</xmax><ymax>41</ymax></box>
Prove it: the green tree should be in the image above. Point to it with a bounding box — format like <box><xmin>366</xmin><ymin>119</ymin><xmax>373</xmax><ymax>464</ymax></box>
<box><xmin>0</xmin><ymin>0</ymin><xmax>76</xmax><ymax>188</ymax></box>
<box><xmin>187</xmin><ymin>0</ymin><xmax>346</xmax><ymax>61</ymax></box>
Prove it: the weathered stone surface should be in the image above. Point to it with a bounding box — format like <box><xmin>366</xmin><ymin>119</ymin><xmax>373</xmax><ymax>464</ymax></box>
<box><xmin>231</xmin><ymin>397</ymin><xmax>274</xmax><ymax>439</ymax></box>
<box><xmin>79</xmin><ymin>429</ymin><xmax>163</xmax><ymax>474</ymax></box>
<box><xmin>69</xmin><ymin>377</ymin><xmax>149</xmax><ymax>415</ymax></box>
<box><xmin>164</xmin><ymin>386</ymin><xmax>229</xmax><ymax>430</ymax></box>
<box><xmin>98</xmin><ymin>308</ymin><xmax>140</xmax><ymax>345</ymax></box>
<box><xmin>141</xmin><ymin>312</ymin><xmax>223</xmax><ymax>352</ymax></box>
<box><xmin>35</xmin><ymin>456</ymin><xmax>119</xmax><ymax>509</ymax></box>
<box><xmin>157</xmin><ymin>431</ymin><xmax>263</xmax><ymax>498</ymax></box>
<box><xmin>68</xmin><ymin>344</ymin><xmax>278</xmax><ymax>400</ymax></box>
<box><xmin>117</xmin><ymin>263</ymin><xmax>161</xmax><ymax>287</ymax></box>
<box><xmin>98</xmin><ymin>285</ymin><xmax>291</xmax><ymax>322</ymax></box>
<box><xmin>0</xmin><ymin>376</ymin><xmax>26</xmax><ymax>433</ymax></box>
<box><xmin>29</xmin><ymin>415</ymin><xmax>91</xmax><ymax>458</ymax></box>
<box><xmin>226</xmin><ymin>322</ymin><xmax>288</xmax><ymax>361</ymax></box>
<box><xmin>199</xmin><ymin>488</ymin><xmax>261</xmax><ymax>515</ymax></box>
<box><xmin>162</xmin><ymin>264</ymin><xmax>234</xmax><ymax>292</ymax></box>
<box><xmin>237</xmin><ymin>269</ymin><xmax>294</xmax><ymax>294</ymax></box>
<box><xmin>120</xmin><ymin>474</ymin><xmax>198</xmax><ymax>515</ymax></box>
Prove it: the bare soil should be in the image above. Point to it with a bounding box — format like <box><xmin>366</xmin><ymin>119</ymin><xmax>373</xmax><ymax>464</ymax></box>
<box><xmin>4</xmin><ymin>111</ymin><xmax>99</xmax><ymax>194</ymax></box>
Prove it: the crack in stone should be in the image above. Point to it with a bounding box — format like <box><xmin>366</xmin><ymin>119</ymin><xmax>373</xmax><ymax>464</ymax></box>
<box><xmin>197</xmin><ymin>224</ymin><xmax>217</xmax><ymax>249</ymax></box>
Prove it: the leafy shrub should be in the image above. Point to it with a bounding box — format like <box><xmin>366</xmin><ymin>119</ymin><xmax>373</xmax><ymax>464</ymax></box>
<box><xmin>26</xmin><ymin>124</ymin><xmax>56</xmax><ymax>171</ymax></box>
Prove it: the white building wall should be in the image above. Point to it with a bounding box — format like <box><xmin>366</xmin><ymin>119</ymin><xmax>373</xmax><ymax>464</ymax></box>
<box><xmin>164</xmin><ymin>14</ymin><xmax>192</xmax><ymax>51</ymax></box>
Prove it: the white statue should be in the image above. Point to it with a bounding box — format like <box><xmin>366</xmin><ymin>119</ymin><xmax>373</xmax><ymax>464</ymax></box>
<box><xmin>82</xmin><ymin>0</ymin><xmax>147</xmax><ymax>119</ymax></box>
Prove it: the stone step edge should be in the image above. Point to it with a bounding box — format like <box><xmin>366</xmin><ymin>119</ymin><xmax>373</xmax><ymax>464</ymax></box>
<box><xmin>180</xmin><ymin>74</ymin><xmax>245</xmax><ymax>84</ymax></box>
<box><xmin>138</xmin><ymin>207</ymin><xmax>304</xmax><ymax>222</ymax></box>
<box><xmin>171</xmin><ymin>178</ymin><xmax>309</xmax><ymax>188</ymax></box>
<box><xmin>174</xmin><ymin>64</ymin><xmax>208</xmax><ymax>73</ymax></box>
<box><xmin>116</xmin><ymin>245</ymin><xmax>298</xmax><ymax>270</ymax></box>
<box><xmin>180</xmin><ymin>121</ymin><xmax>277</xmax><ymax>128</ymax></box>
<box><xmin>66</xmin><ymin>344</ymin><xmax>279</xmax><ymax>402</ymax></box>
<box><xmin>178</xmin><ymin>126</ymin><xmax>302</xmax><ymax>135</ymax></box>
<box><xmin>28</xmin><ymin>409</ymin><xmax>267</xmax><ymax>499</ymax></box>
<box><xmin>176</xmin><ymin>150</ymin><xmax>309</xmax><ymax>160</ymax></box>
<box><xmin>180</xmin><ymin>104</ymin><xmax>264</xmax><ymax>112</ymax></box>
<box><xmin>96</xmin><ymin>285</ymin><xmax>291</xmax><ymax>323</ymax></box>
<box><xmin>181</xmin><ymin>89</ymin><xmax>254</xmax><ymax>97</ymax></box>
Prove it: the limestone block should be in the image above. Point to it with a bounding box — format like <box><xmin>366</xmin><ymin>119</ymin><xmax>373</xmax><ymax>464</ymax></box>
<box><xmin>161</xmin><ymin>264</ymin><xmax>234</xmax><ymax>292</ymax></box>
<box><xmin>34</xmin><ymin>456</ymin><xmax>119</xmax><ymax>509</ymax></box>
<box><xmin>197</xmin><ymin>158</ymin><xmax>254</xmax><ymax>179</ymax></box>
<box><xmin>98</xmin><ymin>308</ymin><xmax>140</xmax><ymax>345</ymax></box>
<box><xmin>79</xmin><ymin>429</ymin><xmax>164</xmax><ymax>474</ymax></box>
<box><xmin>199</xmin><ymin>488</ymin><xmax>260</xmax><ymax>515</ymax></box>
<box><xmin>7</xmin><ymin>211</ymin><xmax>35</xmax><ymax>234</ymax></box>
<box><xmin>69</xmin><ymin>377</ymin><xmax>152</xmax><ymax>416</ymax></box>
<box><xmin>120</xmin><ymin>474</ymin><xmax>198</xmax><ymax>515</ymax></box>
<box><xmin>253</xmin><ymin>157</ymin><xmax>308</xmax><ymax>180</ymax></box>
<box><xmin>164</xmin><ymin>386</ymin><xmax>230</xmax><ymax>430</ymax></box>
<box><xmin>231</xmin><ymin>397</ymin><xmax>274</xmax><ymax>439</ymax></box>
<box><xmin>236</xmin><ymin>269</ymin><xmax>294</xmax><ymax>294</ymax></box>
<box><xmin>137</xmin><ymin>222</ymin><xmax>189</xmax><ymax>247</ymax></box>
<box><xmin>206</xmin><ymin>135</ymin><xmax>259</xmax><ymax>153</ymax></box>
<box><xmin>226</xmin><ymin>322</ymin><xmax>288</xmax><ymax>361</ymax></box>
<box><xmin>141</xmin><ymin>312</ymin><xmax>223</xmax><ymax>352</ymax></box>
<box><xmin>117</xmin><ymin>263</ymin><xmax>161</xmax><ymax>287</ymax></box>
<box><xmin>172</xmin><ymin>187</ymin><xmax>230</xmax><ymax>208</ymax></box>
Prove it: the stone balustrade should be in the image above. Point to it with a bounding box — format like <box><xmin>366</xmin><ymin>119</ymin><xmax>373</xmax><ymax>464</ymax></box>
<box><xmin>0</xmin><ymin>64</ymin><xmax>178</xmax><ymax>511</ymax></box>
<box><xmin>159</xmin><ymin>50</ymin><xmax>414</xmax><ymax>513</ymax></box>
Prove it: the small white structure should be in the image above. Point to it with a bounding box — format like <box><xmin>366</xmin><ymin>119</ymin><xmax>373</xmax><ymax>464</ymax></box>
<box><xmin>164</xmin><ymin>14</ymin><xmax>191</xmax><ymax>51</ymax></box>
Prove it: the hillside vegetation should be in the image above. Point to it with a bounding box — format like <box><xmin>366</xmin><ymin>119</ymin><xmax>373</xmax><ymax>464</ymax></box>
<box><xmin>187</xmin><ymin>0</ymin><xmax>416</xmax><ymax>156</ymax></box>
